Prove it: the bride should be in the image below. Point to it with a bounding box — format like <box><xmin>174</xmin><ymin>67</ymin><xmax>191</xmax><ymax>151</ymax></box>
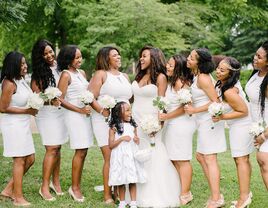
<box><xmin>132</xmin><ymin>46</ymin><xmax>180</xmax><ymax>208</ymax></box>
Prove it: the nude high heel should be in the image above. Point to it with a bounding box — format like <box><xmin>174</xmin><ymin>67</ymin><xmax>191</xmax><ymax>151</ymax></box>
<box><xmin>230</xmin><ymin>193</ymin><xmax>252</xmax><ymax>208</ymax></box>
<box><xmin>180</xmin><ymin>191</ymin><xmax>193</xmax><ymax>205</ymax></box>
<box><xmin>205</xmin><ymin>194</ymin><xmax>225</xmax><ymax>208</ymax></box>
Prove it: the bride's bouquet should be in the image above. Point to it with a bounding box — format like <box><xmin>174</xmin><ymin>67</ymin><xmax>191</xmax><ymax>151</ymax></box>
<box><xmin>140</xmin><ymin>115</ymin><xmax>161</xmax><ymax>147</ymax></box>
<box><xmin>208</xmin><ymin>102</ymin><xmax>224</xmax><ymax>129</ymax></box>
<box><xmin>41</xmin><ymin>87</ymin><xmax>62</xmax><ymax>109</ymax></box>
<box><xmin>177</xmin><ymin>88</ymin><xmax>192</xmax><ymax>116</ymax></box>
<box><xmin>98</xmin><ymin>95</ymin><xmax>116</xmax><ymax>121</ymax></box>
<box><xmin>249</xmin><ymin>121</ymin><xmax>267</xmax><ymax>150</ymax></box>
<box><xmin>153</xmin><ymin>96</ymin><xmax>170</xmax><ymax>113</ymax></box>
<box><xmin>27</xmin><ymin>93</ymin><xmax>44</xmax><ymax>110</ymax></box>
<box><xmin>79</xmin><ymin>91</ymin><xmax>94</xmax><ymax>117</ymax></box>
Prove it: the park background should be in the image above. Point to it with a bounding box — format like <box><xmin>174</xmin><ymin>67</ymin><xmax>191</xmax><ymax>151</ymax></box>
<box><xmin>0</xmin><ymin>0</ymin><xmax>268</xmax><ymax>207</ymax></box>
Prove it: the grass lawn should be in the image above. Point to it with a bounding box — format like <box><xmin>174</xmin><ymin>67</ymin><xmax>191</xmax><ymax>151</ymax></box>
<box><xmin>0</xmin><ymin>131</ymin><xmax>267</xmax><ymax>208</ymax></box>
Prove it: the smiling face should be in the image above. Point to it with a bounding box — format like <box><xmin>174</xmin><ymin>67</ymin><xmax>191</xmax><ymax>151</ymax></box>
<box><xmin>187</xmin><ymin>50</ymin><xmax>198</xmax><ymax>72</ymax></box>
<box><xmin>215</xmin><ymin>60</ymin><xmax>231</xmax><ymax>82</ymax></box>
<box><xmin>43</xmin><ymin>45</ymin><xmax>55</xmax><ymax>66</ymax></box>
<box><xmin>108</xmin><ymin>49</ymin><xmax>121</xmax><ymax>70</ymax></box>
<box><xmin>20</xmin><ymin>57</ymin><xmax>28</xmax><ymax>76</ymax></box>
<box><xmin>70</xmin><ymin>49</ymin><xmax>82</xmax><ymax>69</ymax></box>
<box><xmin>122</xmin><ymin>103</ymin><xmax>132</xmax><ymax>122</ymax></box>
<box><xmin>166</xmin><ymin>57</ymin><xmax>175</xmax><ymax>77</ymax></box>
<box><xmin>253</xmin><ymin>47</ymin><xmax>268</xmax><ymax>70</ymax></box>
<box><xmin>140</xmin><ymin>49</ymin><xmax>151</xmax><ymax>70</ymax></box>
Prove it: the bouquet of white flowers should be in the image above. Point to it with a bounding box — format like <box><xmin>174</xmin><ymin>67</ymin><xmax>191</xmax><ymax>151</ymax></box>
<box><xmin>27</xmin><ymin>93</ymin><xmax>44</xmax><ymax>110</ymax></box>
<box><xmin>249</xmin><ymin>121</ymin><xmax>266</xmax><ymax>149</ymax></box>
<box><xmin>177</xmin><ymin>88</ymin><xmax>192</xmax><ymax>105</ymax></box>
<box><xmin>208</xmin><ymin>102</ymin><xmax>224</xmax><ymax>129</ymax></box>
<box><xmin>140</xmin><ymin>115</ymin><xmax>161</xmax><ymax>147</ymax></box>
<box><xmin>152</xmin><ymin>96</ymin><xmax>170</xmax><ymax>113</ymax></box>
<box><xmin>79</xmin><ymin>91</ymin><xmax>94</xmax><ymax>105</ymax></box>
<box><xmin>43</xmin><ymin>87</ymin><xmax>62</xmax><ymax>101</ymax></box>
<box><xmin>177</xmin><ymin>88</ymin><xmax>192</xmax><ymax>116</ymax></box>
<box><xmin>98</xmin><ymin>95</ymin><xmax>116</xmax><ymax>109</ymax></box>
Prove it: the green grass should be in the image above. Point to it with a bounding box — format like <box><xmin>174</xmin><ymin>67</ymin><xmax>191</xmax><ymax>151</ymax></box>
<box><xmin>0</xmin><ymin>132</ymin><xmax>267</xmax><ymax>208</ymax></box>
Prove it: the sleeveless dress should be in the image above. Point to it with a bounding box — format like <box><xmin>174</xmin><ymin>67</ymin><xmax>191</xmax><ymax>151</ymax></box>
<box><xmin>132</xmin><ymin>81</ymin><xmax>180</xmax><ymax>208</ymax></box>
<box><xmin>91</xmin><ymin>72</ymin><xmax>132</xmax><ymax>147</ymax></box>
<box><xmin>109</xmin><ymin>123</ymin><xmax>146</xmax><ymax>186</ymax></box>
<box><xmin>245</xmin><ymin>72</ymin><xmax>268</xmax><ymax>152</ymax></box>
<box><xmin>35</xmin><ymin>65</ymin><xmax>68</xmax><ymax>145</ymax></box>
<box><xmin>63</xmin><ymin>69</ymin><xmax>93</xmax><ymax>149</ymax></box>
<box><xmin>191</xmin><ymin>75</ymin><xmax>226</xmax><ymax>154</ymax></box>
<box><xmin>163</xmin><ymin>85</ymin><xmax>196</xmax><ymax>160</ymax></box>
<box><xmin>1</xmin><ymin>78</ymin><xmax>35</xmax><ymax>157</ymax></box>
<box><xmin>218</xmin><ymin>82</ymin><xmax>254</xmax><ymax>157</ymax></box>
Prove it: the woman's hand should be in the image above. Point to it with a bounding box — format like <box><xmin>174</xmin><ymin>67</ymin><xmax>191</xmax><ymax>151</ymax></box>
<box><xmin>26</xmin><ymin>108</ymin><xmax>38</xmax><ymax>116</ymax></box>
<box><xmin>254</xmin><ymin>133</ymin><xmax>266</xmax><ymax>147</ymax></box>
<box><xmin>159</xmin><ymin>112</ymin><xmax>168</xmax><ymax>121</ymax></box>
<box><xmin>184</xmin><ymin>104</ymin><xmax>196</xmax><ymax>115</ymax></box>
<box><xmin>212</xmin><ymin>115</ymin><xmax>221</xmax><ymax>123</ymax></box>
<box><xmin>102</xmin><ymin>108</ymin><xmax>110</xmax><ymax>117</ymax></box>
<box><xmin>79</xmin><ymin>105</ymin><xmax>91</xmax><ymax>115</ymax></box>
<box><xmin>133</xmin><ymin>135</ymin><xmax>140</xmax><ymax>145</ymax></box>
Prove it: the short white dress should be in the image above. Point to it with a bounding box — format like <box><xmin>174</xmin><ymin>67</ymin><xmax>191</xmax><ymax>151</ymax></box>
<box><xmin>35</xmin><ymin>65</ymin><xmax>68</xmax><ymax>146</ymax></box>
<box><xmin>63</xmin><ymin>69</ymin><xmax>93</xmax><ymax>149</ymax></box>
<box><xmin>132</xmin><ymin>81</ymin><xmax>180</xmax><ymax>208</ymax></box>
<box><xmin>245</xmin><ymin>72</ymin><xmax>268</xmax><ymax>152</ymax></box>
<box><xmin>163</xmin><ymin>85</ymin><xmax>196</xmax><ymax>160</ymax></box>
<box><xmin>91</xmin><ymin>72</ymin><xmax>132</xmax><ymax>147</ymax></box>
<box><xmin>191</xmin><ymin>75</ymin><xmax>226</xmax><ymax>154</ymax></box>
<box><xmin>218</xmin><ymin>82</ymin><xmax>254</xmax><ymax>157</ymax></box>
<box><xmin>1</xmin><ymin>78</ymin><xmax>35</xmax><ymax>157</ymax></box>
<box><xmin>109</xmin><ymin>123</ymin><xmax>146</xmax><ymax>186</ymax></box>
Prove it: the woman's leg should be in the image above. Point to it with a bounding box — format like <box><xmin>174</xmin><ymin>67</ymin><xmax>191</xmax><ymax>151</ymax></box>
<box><xmin>1</xmin><ymin>154</ymin><xmax>35</xmax><ymax>200</ymax></box>
<box><xmin>203</xmin><ymin>154</ymin><xmax>221</xmax><ymax>203</ymax></box>
<box><xmin>234</xmin><ymin>155</ymin><xmax>251</xmax><ymax>206</ymax></box>
<box><xmin>40</xmin><ymin>145</ymin><xmax>61</xmax><ymax>199</ymax></box>
<box><xmin>71</xmin><ymin>148</ymin><xmax>88</xmax><ymax>198</ymax></box>
<box><xmin>196</xmin><ymin>153</ymin><xmax>209</xmax><ymax>181</ymax></box>
<box><xmin>172</xmin><ymin>160</ymin><xmax>192</xmax><ymax>196</ymax></box>
<box><xmin>257</xmin><ymin>152</ymin><xmax>268</xmax><ymax>190</ymax></box>
<box><xmin>51</xmin><ymin>146</ymin><xmax>63</xmax><ymax>193</ymax></box>
<box><xmin>100</xmin><ymin>145</ymin><xmax>112</xmax><ymax>201</ymax></box>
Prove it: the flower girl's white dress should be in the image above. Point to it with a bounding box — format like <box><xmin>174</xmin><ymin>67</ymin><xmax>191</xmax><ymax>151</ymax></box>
<box><xmin>132</xmin><ymin>81</ymin><xmax>180</xmax><ymax>208</ymax></box>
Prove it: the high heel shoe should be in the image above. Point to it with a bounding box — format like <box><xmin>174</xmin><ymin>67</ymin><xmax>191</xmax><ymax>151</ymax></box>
<box><xmin>68</xmin><ymin>187</ymin><xmax>85</xmax><ymax>203</ymax></box>
<box><xmin>180</xmin><ymin>191</ymin><xmax>193</xmax><ymax>205</ymax></box>
<box><xmin>231</xmin><ymin>192</ymin><xmax>253</xmax><ymax>205</ymax></box>
<box><xmin>49</xmin><ymin>181</ymin><xmax>64</xmax><ymax>196</ymax></box>
<box><xmin>39</xmin><ymin>188</ymin><xmax>56</xmax><ymax>201</ymax></box>
<box><xmin>230</xmin><ymin>193</ymin><xmax>252</xmax><ymax>208</ymax></box>
<box><xmin>205</xmin><ymin>194</ymin><xmax>225</xmax><ymax>208</ymax></box>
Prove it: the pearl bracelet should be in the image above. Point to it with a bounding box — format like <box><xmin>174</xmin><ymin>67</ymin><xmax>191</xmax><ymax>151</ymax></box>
<box><xmin>260</xmin><ymin>133</ymin><xmax>267</xmax><ymax>142</ymax></box>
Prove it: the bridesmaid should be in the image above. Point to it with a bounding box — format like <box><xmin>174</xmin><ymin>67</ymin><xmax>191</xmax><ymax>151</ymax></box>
<box><xmin>31</xmin><ymin>39</ymin><xmax>67</xmax><ymax>201</ymax></box>
<box><xmin>89</xmin><ymin>46</ymin><xmax>132</xmax><ymax>204</ymax></box>
<box><xmin>245</xmin><ymin>41</ymin><xmax>268</xmax><ymax>189</ymax></box>
<box><xmin>184</xmin><ymin>48</ymin><xmax>226</xmax><ymax>208</ymax></box>
<box><xmin>159</xmin><ymin>54</ymin><xmax>196</xmax><ymax>205</ymax></box>
<box><xmin>214</xmin><ymin>57</ymin><xmax>253</xmax><ymax>208</ymax></box>
<box><xmin>0</xmin><ymin>52</ymin><xmax>37</xmax><ymax>206</ymax></box>
<box><xmin>57</xmin><ymin>45</ymin><xmax>93</xmax><ymax>202</ymax></box>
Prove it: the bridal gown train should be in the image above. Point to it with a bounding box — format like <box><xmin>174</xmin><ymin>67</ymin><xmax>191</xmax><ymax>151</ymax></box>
<box><xmin>132</xmin><ymin>81</ymin><xmax>180</xmax><ymax>208</ymax></box>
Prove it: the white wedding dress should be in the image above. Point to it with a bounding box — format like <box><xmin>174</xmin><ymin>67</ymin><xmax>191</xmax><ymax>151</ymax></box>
<box><xmin>132</xmin><ymin>81</ymin><xmax>180</xmax><ymax>208</ymax></box>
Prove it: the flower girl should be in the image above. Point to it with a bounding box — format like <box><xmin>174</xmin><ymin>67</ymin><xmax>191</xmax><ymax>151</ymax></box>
<box><xmin>108</xmin><ymin>101</ymin><xmax>146</xmax><ymax>208</ymax></box>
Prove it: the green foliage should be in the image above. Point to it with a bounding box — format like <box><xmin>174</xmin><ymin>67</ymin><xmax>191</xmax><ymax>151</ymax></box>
<box><xmin>240</xmin><ymin>69</ymin><xmax>253</xmax><ymax>89</ymax></box>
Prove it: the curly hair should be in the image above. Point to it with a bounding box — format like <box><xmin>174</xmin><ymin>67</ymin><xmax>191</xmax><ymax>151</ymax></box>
<box><xmin>57</xmin><ymin>45</ymin><xmax>79</xmax><ymax>72</ymax></box>
<box><xmin>0</xmin><ymin>51</ymin><xmax>24</xmax><ymax>83</ymax></box>
<box><xmin>135</xmin><ymin>46</ymin><xmax>166</xmax><ymax>85</ymax></box>
<box><xmin>195</xmin><ymin>48</ymin><xmax>215</xmax><ymax>74</ymax></box>
<box><xmin>215</xmin><ymin>57</ymin><xmax>241</xmax><ymax>101</ymax></box>
<box><xmin>31</xmin><ymin>39</ymin><xmax>56</xmax><ymax>91</ymax></box>
<box><xmin>168</xmin><ymin>54</ymin><xmax>193</xmax><ymax>89</ymax></box>
<box><xmin>109</xmin><ymin>101</ymin><xmax>137</xmax><ymax>135</ymax></box>
<box><xmin>258</xmin><ymin>41</ymin><xmax>268</xmax><ymax>118</ymax></box>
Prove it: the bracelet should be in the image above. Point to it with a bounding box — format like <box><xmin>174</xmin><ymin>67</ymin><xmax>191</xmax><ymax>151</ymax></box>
<box><xmin>260</xmin><ymin>133</ymin><xmax>267</xmax><ymax>142</ymax></box>
<box><xmin>99</xmin><ymin>108</ymin><xmax>104</xmax><ymax>115</ymax></box>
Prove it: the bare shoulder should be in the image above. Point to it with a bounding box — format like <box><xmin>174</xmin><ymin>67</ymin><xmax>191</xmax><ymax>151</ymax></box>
<box><xmin>198</xmin><ymin>73</ymin><xmax>213</xmax><ymax>88</ymax></box>
<box><xmin>2</xmin><ymin>79</ymin><xmax>16</xmax><ymax>90</ymax></box>
<box><xmin>224</xmin><ymin>87</ymin><xmax>239</xmax><ymax>98</ymax></box>
<box><xmin>157</xmin><ymin>73</ymin><xmax>167</xmax><ymax>83</ymax></box>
